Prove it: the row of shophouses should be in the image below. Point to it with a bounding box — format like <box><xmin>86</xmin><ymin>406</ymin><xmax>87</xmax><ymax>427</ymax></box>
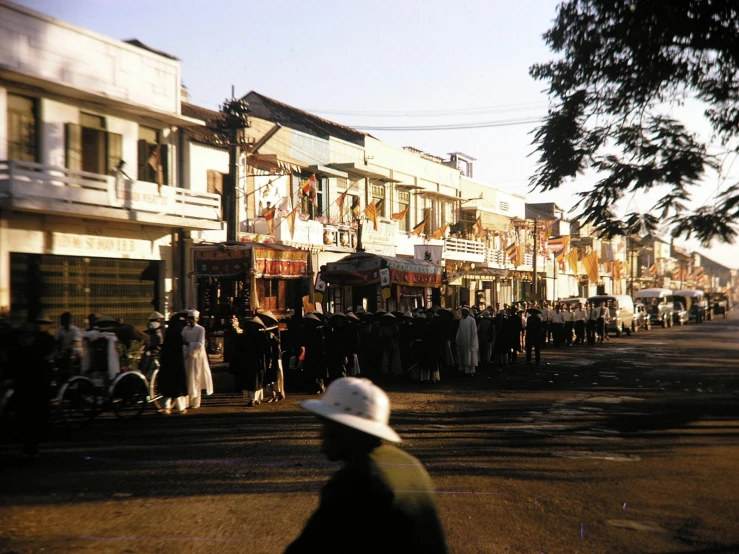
<box><xmin>0</xmin><ymin>1</ymin><xmax>735</xmax><ymax>328</ymax></box>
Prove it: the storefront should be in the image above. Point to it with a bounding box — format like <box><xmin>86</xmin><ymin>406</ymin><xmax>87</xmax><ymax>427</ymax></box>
<box><xmin>192</xmin><ymin>242</ymin><xmax>310</xmax><ymax>319</ymax></box>
<box><xmin>2</xmin><ymin>213</ymin><xmax>171</xmax><ymax>330</ymax></box>
<box><xmin>319</xmin><ymin>252</ymin><xmax>442</xmax><ymax>313</ymax></box>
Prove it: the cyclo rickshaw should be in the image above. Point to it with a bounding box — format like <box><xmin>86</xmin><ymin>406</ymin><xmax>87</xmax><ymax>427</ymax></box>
<box><xmin>55</xmin><ymin>319</ymin><xmax>156</xmax><ymax>421</ymax></box>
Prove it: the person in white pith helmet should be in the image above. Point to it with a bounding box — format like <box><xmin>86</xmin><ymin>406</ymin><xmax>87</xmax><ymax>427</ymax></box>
<box><xmin>284</xmin><ymin>377</ymin><xmax>447</xmax><ymax>554</ymax></box>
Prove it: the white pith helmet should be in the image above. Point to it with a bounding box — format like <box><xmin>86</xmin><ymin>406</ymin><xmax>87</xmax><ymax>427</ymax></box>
<box><xmin>300</xmin><ymin>377</ymin><xmax>401</xmax><ymax>443</ymax></box>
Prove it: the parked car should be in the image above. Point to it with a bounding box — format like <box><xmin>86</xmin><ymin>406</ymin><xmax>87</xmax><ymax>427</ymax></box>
<box><xmin>635</xmin><ymin>288</ymin><xmax>675</xmax><ymax>328</ymax></box>
<box><xmin>672</xmin><ymin>301</ymin><xmax>690</xmax><ymax>326</ymax></box>
<box><xmin>632</xmin><ymin>302</ymin><xmax>650</xmax><ymax>332</ymax></box>
<box><xmin>674</xmin><ymin>290</ymin><xmax>706</xmax><ymax>323</ymax></box>
<box><xmin>708</xmin><ymin>292</ymin><xmax>730</xmax><ymax>320</ymax></box>
<box><xmin>587</xmin><ymin>294</ymin><xmax>635</xmax><ymax>337</ymax></box>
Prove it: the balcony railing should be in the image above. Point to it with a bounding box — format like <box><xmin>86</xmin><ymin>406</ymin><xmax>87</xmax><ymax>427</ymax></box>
<box><xmin>0</xmin><ymin>160</ymin><xmax>222</xmax><ymax>229</ymax></box>
<box><xmin>443</xmin><ymin>237</ymin><xmax>485</xmax><ymax>262</ymax></box>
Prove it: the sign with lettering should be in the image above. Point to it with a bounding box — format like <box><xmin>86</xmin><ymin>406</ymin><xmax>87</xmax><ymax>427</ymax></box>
<box><xmin>52</xmin><ymin>232</ymin><xmax>152</xmax><ymax>259</ymax></box>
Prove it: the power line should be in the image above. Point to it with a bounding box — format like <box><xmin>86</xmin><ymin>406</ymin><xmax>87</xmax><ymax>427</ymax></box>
<box><xmin>306</xmin><ymin>101</ymin><xmax>548</xmax><ymax>118</ymax></box>
<box><xmin>349</xmin><ymin>117</ymin><xmax>543</xmax><ymax>131</ymax></box>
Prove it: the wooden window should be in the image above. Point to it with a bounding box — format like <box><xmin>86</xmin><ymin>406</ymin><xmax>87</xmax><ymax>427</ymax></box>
<box><xmin>7</xmin><ymin>94</ymin><xmax>38</xmax><ymax>163</ymax></box>
<box><xmin>207</xmin><ymin>170</ymin><xmax>224</xmax><ymax>195</ymax></box>
<box><xmin>65</xmin><ymin>113</ymin><xmax>122</xmax><ymax>175</ymax></box>
<box><xmin>258</xmin><ymin>278</ymin><xmax>281</xmax><ymax>310</ymax></box>
<box><xmin>397</xmin><ymin>191</ymin><xmax>410</xmax><ymax>231</ymax></box>
<box><xmin>371</xmin><ymin>184</ymin><xmax>386</xmax><ymax>216</ymax></box>
<box><xmin>137</xmin><ymin>126</ymin><xmax>164</xmax><ymax>184</ymax></box>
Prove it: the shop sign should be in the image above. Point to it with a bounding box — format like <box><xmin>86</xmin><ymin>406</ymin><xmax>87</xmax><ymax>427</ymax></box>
<box><xmin>52</xmin><ymin>232</ymin><xmax>152</xmax><ymax>258</ymax></box>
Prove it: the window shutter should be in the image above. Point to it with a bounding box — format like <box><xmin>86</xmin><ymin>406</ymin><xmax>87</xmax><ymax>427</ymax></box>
<box><xmin>278</xmin><ymin>280</ymin><xmax>286</xmax><ymax>310</ymax></box>
<box><xmin>107</xmin><ymin>132</ymin><xmax>123</xmax><ymax>175</ymax></box>
<box><xmin>137</xmin><ymin>139</ymin><xmax>149</xmax><ymax>181</ymax></box>
<box><xmin>160</xmin><ymin>144</ymin><xmax>169</xmax><ymax>186</ymax></box>
<box><xmin>65</xmin><ymin>123</ymin><xmax>82</xmax><ymax>171</ymax></box>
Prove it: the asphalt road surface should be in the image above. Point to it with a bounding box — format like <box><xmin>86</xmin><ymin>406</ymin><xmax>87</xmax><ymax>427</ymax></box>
<box><xmin>2</xmin><ymin>313</ymin><xmax>738</xmax><ymax>554</ymax></box>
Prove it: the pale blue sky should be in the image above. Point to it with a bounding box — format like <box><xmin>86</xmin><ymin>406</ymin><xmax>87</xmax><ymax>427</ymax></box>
<box><xmin>17</xmin><ymin>0</ymin><xmax>739</xmax><ymax>266</ymax></box>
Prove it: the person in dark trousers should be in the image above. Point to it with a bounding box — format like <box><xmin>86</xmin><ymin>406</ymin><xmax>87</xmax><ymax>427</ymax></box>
<box><xmin>157</xmin><ymin>312</ymin><xmax>188</xmax><ymax>414</ymax></box>
<box><xmin>525</xmin><ymin>309</ymin><xmax>543</xmax><ymax>366</ymax></box>
<box><xmin>285</xmin><ymin>377</ymin><xmax>448</xmax><ymax>554</ymax></box>
<box><xmin>13</xmin><ymin>314</ymin><xmax>55</xmax><ymax>457</ymax></box>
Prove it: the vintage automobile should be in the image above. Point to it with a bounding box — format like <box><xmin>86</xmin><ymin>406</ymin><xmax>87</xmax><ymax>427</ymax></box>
<box><xmin>708</xmin><ymin>292</ymin><xmax>730</xmax><ymax>320</ymax></box>
<box><xmin>674</xmin><ymin>290</ymin><xmax>706</xmax><ymax>323</ymax></box>
<box><xmin>635</xmin><ymin>288</ymin><xmax>675</xmax><ymax>328</ymax></box>
<box><xmin>632</xmin><ymin>302</ymin><xmax>651</xmax><ymax>331</ymax></box>
<box><xmin>672</xmin><ymin>301</ymin><xmax>690</xmax><ymax>326</ymax></box>
<box><xmin>587</xmin><ymin>294</ymin><xmax>635</xmax><ymax>337</ymax></box>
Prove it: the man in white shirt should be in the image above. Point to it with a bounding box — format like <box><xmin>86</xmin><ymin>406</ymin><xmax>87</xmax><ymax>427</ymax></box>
<box><xmin>586</xmin><ymin>302</ymin><xmax>599</xmax><ymax>345</ymax></box>
<box><xmin>550</xmin><ymin>304</ymin><xmax>565</xmax><ymax>347</ymax></box>
<box><xmin>54</xmin><ymin>311</ymin><xmax>82</xmax><ymax>363</ymax></box>
<box><xmin>540</xmin><ymin>303</ymin><xmax>551</xmax><ymax>347</ymax></box>
<box><xmin>573</xmin><ymin>303</ymin><xmax>587</xmax><ymax>345</ymax></box>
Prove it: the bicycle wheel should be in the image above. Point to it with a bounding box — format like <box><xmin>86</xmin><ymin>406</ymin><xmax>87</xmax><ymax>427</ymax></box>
<box><xmin>56</xmin><ymin>377</ymin><xmax>98</xmax><ymax>423</ymax></box>
<box><xmin>110</xmin><ymin>372</ymin><xmax>149</xmax><ymax>418</ymax></box>
<box><xmin>148</xmin><ymin>369</ymin><xmax>165</xmax><ymax>410</ymax></box>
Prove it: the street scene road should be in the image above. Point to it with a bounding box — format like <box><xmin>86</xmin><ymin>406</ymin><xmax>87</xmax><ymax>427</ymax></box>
<box><xmin>2</xmin><ymin>314</ymin><xmax>738</xmax><ymax>554</ymax></box>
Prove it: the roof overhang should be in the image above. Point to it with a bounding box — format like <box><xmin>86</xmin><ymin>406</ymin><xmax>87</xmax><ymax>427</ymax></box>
<box><xmin>247</xmin><ymin>153</ymin><xmax>307</xmax><ymax>174</ymax></box>
<box><xmin>328</xmin><ymin>162</ymin><xmax>399</xmax><ymax>181</ymax></box>
<box><xmin>0</xmin><ymin>66</ymin><xmax>204</xmax><ymax>128</ymax></box>
<box><xmin>419</xmin><ymin>190</ymin><xmax>462</xmax><ymax>202</ymax></box>
<box><xmin>308</xmin><ymin>164</ymin><xmax>349</xmax><ymax>179</ymax></box>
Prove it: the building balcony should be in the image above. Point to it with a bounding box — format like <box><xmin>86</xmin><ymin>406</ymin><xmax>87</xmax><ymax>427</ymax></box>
<box><xmin>0</xmin><ymin>160</ymin><xmax>223</xmax><ymax>230</ymax></box>
<box><xmin>442</xmin><ymin>237</ymin><xmax>485</xmax><ymax>263</ymax></box>
<box><xmin>252</xmin><ymin>215</ymin><xmax>357</xmax><ymax>252</ymax></box>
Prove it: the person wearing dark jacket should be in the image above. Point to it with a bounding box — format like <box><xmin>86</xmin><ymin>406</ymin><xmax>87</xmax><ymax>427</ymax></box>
<box><xmin>13</xmin><ymin>314</ymin><xmax>55</xmax><ymax>457</ymax></box>
<box><xmin>157</xmin><ymin>313</ymin><xmax>188</xmax><ymax>414</ymax></box>
<box><xmin>285</xmin><ymin>377</ymin><xmax>447</xmax><ymax>554</ymax></box>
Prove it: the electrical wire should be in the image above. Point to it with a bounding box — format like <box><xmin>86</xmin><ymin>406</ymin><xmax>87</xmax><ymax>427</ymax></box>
<box><xmin>347</xmin><ymin>116</ymin><xmax>543</xmax><ymax>131</ymax></box>
<box><xmin>304</xmin><ymin>100</ymin><xmax>547</xmax><ymax>117</ymax></box>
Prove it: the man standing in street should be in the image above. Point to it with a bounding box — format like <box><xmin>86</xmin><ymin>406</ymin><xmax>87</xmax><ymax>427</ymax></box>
<box><xmin>285</xmin><ymin>377</ymin><xmax>448</xmax><ymax>554</ymax></box>
<box><xmin>525</xmin><ymin>308</ymin><xmax>543</xmax><ymax>366</ymax></box>
<box><xmin>182</xmin><ymin>310</ymin><xmax>213</xmax><ymax>409</ymax></box>
<box><xmin>573</xmin><ymin>302</ymin><xmax>587</xmax><ymax>345</ymax></box>
<box><xmin>455</xmin><ymin>307</ymin><xmax>478</xmax><ymax>376</ymax></box>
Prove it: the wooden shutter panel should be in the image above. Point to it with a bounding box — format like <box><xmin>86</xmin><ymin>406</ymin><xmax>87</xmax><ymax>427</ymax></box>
<box><xmin>107</xmin><ymin>132</ymin><xmax>123</xmax><ymax>175</ymax></box>
<box><xmin>207</xmin><ymin>170</ymin><xmax>215</xmax><ymax>194</ymax></box>
<box><xmin>160</xmin><ymin>144</ymin><xmax>169</xmax><ymax>186</ymax></box>
<box><xmin>278</xmin><ymin>280</ymin><xmax>286</xmax><ymax>311</ymax></box>
<box><xmin>65</xmin><ymin>123</ymin><xmax>82</xmax><ymax>171</ymax></box>
<box><xmin>137</xmin><ymin>139</ymin><xmax>149</xmax><ymax>181</ymax></box>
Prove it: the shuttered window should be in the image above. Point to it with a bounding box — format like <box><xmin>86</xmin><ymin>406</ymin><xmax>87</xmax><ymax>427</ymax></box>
<box><xmin>65</xmin><ymin>113</ymin><xmax>123</xmax><ymax>175</ymax></box>
<box><xmin>7</xmin><ymin>94</ymin><xmax>38</xmax><ymax>163</ymax></box>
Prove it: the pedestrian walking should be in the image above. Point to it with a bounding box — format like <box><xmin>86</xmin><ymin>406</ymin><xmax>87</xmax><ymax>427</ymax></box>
<box><xmin>182</xmin><ymin>310</ymin><xmax>213</xmax><ymax>409</ymax></box>
<box><xmin>157</xmin><ymin>312</ymin><xmax>188</xmax><ymax>414</ymax></box>
<box><xmin>284</xmin><ymin>377</ymin><xmax>448</xmax><ymax>554</ymax></box>
<box><xmin>379</xmin><ymin>313</ymin><xmax>402</xmax><ymax>378</ymax></box>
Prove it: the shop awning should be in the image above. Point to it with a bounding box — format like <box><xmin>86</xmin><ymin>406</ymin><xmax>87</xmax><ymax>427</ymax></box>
<box><xmin>247</xmin><ymin>153</ymin><xmax>307</xmax><ymax>174</ymax></box>
<box><xmin>320</xmin><ymin>252</ymin><xmax>442</xmax><ymax>288</ymax></box>
<box><xmin>193</xmin><ymin>243</ymin><xmax>308</xmax><ymax>279</ymax></box>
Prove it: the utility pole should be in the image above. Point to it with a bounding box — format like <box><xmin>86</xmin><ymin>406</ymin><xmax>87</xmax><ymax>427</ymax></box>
<box><xmin>216</xmin><ymin>95</ymin><xmax>250</xmax><ymax>242</ymax></box>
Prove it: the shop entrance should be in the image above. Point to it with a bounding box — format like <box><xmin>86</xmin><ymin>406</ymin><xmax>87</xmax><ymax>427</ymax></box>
<box><xmin>10</xmin><ymin>253</ymin><xmax>162</xmax><ymax>330</ymax></box>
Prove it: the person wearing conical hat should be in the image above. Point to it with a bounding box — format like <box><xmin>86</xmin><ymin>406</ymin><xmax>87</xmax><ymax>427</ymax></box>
<box><xmin>182</xmin><ymin>310</ymin><xmax>213</xmax><ymax>409</ymax></box>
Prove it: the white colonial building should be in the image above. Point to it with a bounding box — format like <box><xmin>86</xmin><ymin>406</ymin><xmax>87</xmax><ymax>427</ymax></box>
<box><xmin>0</xmin><ymin>1</ymin><xmax>221</xmax><ymax>328</ymax></box>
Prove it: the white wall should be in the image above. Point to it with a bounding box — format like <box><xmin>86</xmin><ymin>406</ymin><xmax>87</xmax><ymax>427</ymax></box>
<box><xmin>188</xmin><ymin>143</ymin><xmax>229</xmax><ymax>193</ymax></box>
<box><xmin>0</xmin><ymin>2</ymin><xmax>181</xmax><ymax>114</ymax></box>
<box><xmin>0</xmin><ymin>87</ymin><xmax>6</xmax><ymax>159</ymax></box>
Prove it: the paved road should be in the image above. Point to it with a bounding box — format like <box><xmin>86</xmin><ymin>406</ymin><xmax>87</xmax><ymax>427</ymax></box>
<box><xmin>2</xmin><ymin>314</ymin><xmax>738</xmax><ymax>553</ymax></box>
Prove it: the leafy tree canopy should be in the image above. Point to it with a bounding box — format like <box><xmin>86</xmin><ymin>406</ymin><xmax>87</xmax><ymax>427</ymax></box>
<box><xmin>530</xmin><ymin>0</ymin><xmax>739</xmax><ymax>245</ymax></box>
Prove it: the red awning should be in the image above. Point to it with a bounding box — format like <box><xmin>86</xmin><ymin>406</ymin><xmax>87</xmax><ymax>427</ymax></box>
<box><xmin>193</xmin><ymin>243</ymin><xmax>308</xmax><ymax>279</ymax></box>
<box><xmin>321</xmin><ymin>252</ymin><xmax>442</xmax><ymax>288</ymax></box>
